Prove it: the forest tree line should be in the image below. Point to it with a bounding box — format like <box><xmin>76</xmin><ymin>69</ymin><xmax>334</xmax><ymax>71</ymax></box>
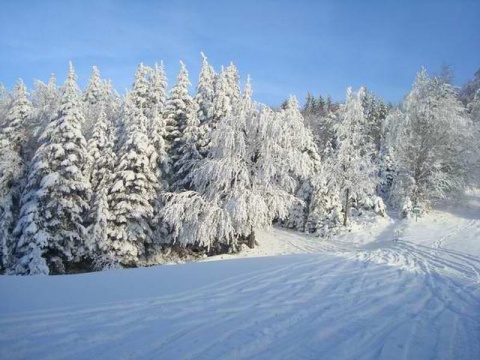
<box><xmin>0</xmin><ymin>55</ymin><xmax>479</xmax><ymax>275</ymax></box>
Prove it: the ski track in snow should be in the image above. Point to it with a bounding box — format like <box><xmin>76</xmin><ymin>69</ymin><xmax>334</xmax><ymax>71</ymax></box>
<box><xmin>1</xmin><ymin>192</ymin><xmax>480</xmax><ymax>359</ymax></box>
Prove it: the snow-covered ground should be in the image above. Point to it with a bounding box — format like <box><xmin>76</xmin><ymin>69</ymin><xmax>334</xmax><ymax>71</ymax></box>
<box><xmin>1</xmin><ymin>192</ymin><xmax>480</xmax><ymax>359</ymax></box>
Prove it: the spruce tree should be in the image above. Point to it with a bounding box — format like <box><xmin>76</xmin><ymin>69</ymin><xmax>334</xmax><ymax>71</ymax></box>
<box><xmin>163</xmin><ymin>61</ymin><xmax>193</xmax><ymax>185</ymax></box>
<box><xmin>304</xmin><ymin>93</ymin><xmax>315</xmax><ymax>114</ymax></box>
<box><xmin>147</xmin><ymin>62</ymin><xmax>169</xmax><ymax>187</ymax></box>
<box><xmin>87</xmin><ymin>106</ymin><xmax>116</xmax><ymax>256</ymax></box>
<box><xmin>0</xmin><ymin>80</ymin><xmax>32</xmax><ymax>154</ymax></box>
<box><xmin>12</xmin><ymin>63</ymin><xmax>92</xmax><ymax>274</ymax></box>
<box><xmin>114</xmin><ymin>64</ymin><xmax>151</xmax><ymax>152</ymax></box>
<box><xmin>0</xmin><ymin>80</ymin><xmax>32</xmax><ymax>271</ymax></box>
<box><xmin>90</xmin><ymin>187</ymin><xmax>111</xmax><ymax>267</ymax></box>
<box><xmin>107</xmin><ymin>93</ymin><xmax>158</xmax><ymax>266</ymax></box>
<box><xmin>280</xmin><ymin>97</ymin><xmax>322</xmax><ymax>232</ymax></box>
<box><xmin>330</xmin><ymin>87</ymin><xmax>377</xmax><ymax>226</ymax></box>
<box><xmin>83</xmin><ymin>66</ymin><xmax>104</xmax><ymax>105</ymax></box>
<box><xmin>0</xmin><ymin>83</ymin><xmax>11</xmax><ymax>126</ymax></box>
<box><xmin>195</xmin><ymin>53</ymin><xmax>216</xmax><ymax>125</ymax></box>
<box><xmin>103</xmin><ymin>79</ymin><xmax>122</xmax><ymax>125</ymax></box>
<box><xmin>31</xmin><ymin>74</ymin><xmax>59</xmax><ymax>133</ymax></box>
<box><xmin>83</xmin><ymin>66</ymin><xmax>106</xmax><ymax>139</ymax></box>
<box><xmin>225</xmin><ymin>63</ymin><xmax>241</xmax><ymax>101</ymax></box>
<box><xmin>148</xmin><ymin>62</ymin><xmax>168</xmax><ymax>114</ymax></box>
<box><xmin>88</xmin><ymin>106</ymin><xmax>116</xmax><ymax>193</ymax></box>
<box><xmin>25</xmin><ymin>75</ymin><xmax>61</xmax><ymax>165</ymax></box>
<box><xmin>212</xmin><ymin>64</ymin><xmax>240</xmax><ymax>123</ymax></box>
<box><xmin>172</xmin><ymin>101</ymin><xmax>202</xmax><ymax>191</ymax></box>
<box><xmin>194</xmin><ymin>53</ymin><xmax>217</xmax><ymax>159</ymax></box>
<box><xmin>131</xmin><ymin>63</ymin><xmax>150</xmax><ymax>116</ymax></box>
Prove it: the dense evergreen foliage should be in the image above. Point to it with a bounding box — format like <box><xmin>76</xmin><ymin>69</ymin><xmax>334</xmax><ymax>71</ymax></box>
<box><xmin>0</xmin><ymin>57</ymin><xmax>478</xmax><ymax>274</ymax></box>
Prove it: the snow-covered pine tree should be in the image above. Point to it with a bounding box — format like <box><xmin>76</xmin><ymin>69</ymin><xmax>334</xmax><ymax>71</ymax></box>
<box><xmin>161</xmin><ymin>98</ymin><xmax>261</xmax><ymax>250</ymax></box>
<box><xmin>136</xmin><ymin>63</ymin><xmax>170</xmax><ymax>248</ymax></box>
<box><xmin>325</xmin><ymin>95</ymin><xmax>334</xmax><ymax>112</ymax></box>
<box><xmin>212</xmin><ymin>64</ymin><xmax>240</xmax><ymax>124</ymax></box>
<box><xmin>12</xmin><ymin>63</ymin><xmax>92</xmax><ymax>275</ymax></box>
<box><xmin>85</xmin><ymin>74</ymin><xmax>119</xmax><ymax>175</ymax></box>
<box><xmin>0</xmin><ymin>80</ymin><xmax>32</xmax><ymax>271</ymax></box>
<box><xmin>0</xmin><ymin>83</ymin><xmax>10</xmax><ymax>125</ymax></box>
<box><xmin>303</xmin><ymin>140</ymin><xmax>343</xmax><ymax>233</ymax></box>
<box><xmin>26</xmin><ymin>74</ymin><xmax>60</xmax><ymax>164</ymax></box>
<box><xmin>172</xmin><ymin>101</ymin><xmax>202</xmax><ymax>191</ymax></box>
<box><xmin>88</xmin><ymin>106</ymin><xmax>116</xmax><ymax>193</ymax></box>
<box><xmin>0</xmin><ymin>80</ymin><xmax>32</xmax><ymax>155</ymax></box>
<box><xmin>379</xmin><ymin>108</ymin><xmax>405</xmax><ymax>203</ymax></box>
<box><xmin>280</xmin><ymin>96</ymin><xmax>322</xmax><ymax>232</ymax></box>
<box><xmin>389</xmin><ymin>69</ymin><xmax>472</xmax><ymax>209</ymax></box>
<box><xmin>31</xmin><ymin>74</ymin><xmax>59</xmax><ymax>128</ymax></box>
<box><xmin>304</xmin><ymin>93</ymin><xmax>316</xmax><ymax>115</ymax></box>
<box><xmin>0</xmin><ymin>142</ymin><xmax>24</xmax><ymax>272</ymax></box>
<box><xmin>148</xmin><ymin>62</ymin><xmax>168</xmax><ymax>115</ymax></box>
<box><xmin>247</xmin><ymin>95</ymin><xmax>316</xmax><ymax>241</ymax></box>
<box><xmin>163</xmin><ymin>61</ymin><xmax>193</xmax><ymax>186</ymax></box>
<box><xmin>86</xmin><ymin>105</ymin><xmax>116</xmax><ymax>256</ymax></box>
<box><xmin>194</xmin><ymin>53</ymin><xmax>217</xmax><ymax>159</ymax></box>
<box><xmin>103</xmin><ymin>79</ymin><xmax>122</xmax><ymax>125</ymax></box>
<box><xmin>195</xmin><ymin>52</ymin><xmax>216</xmax><ymax>125</ymax></box>
<box><xmin>114</xmin><ymin>64</ymin><xmax>151</xmax><ymax>154</ymax></box>
<box><xmin>225</xmin><ymin>63</ymin><xmax>241</xmax><ymax>101</ymax></box>
<box><xmin>83</xmin><ymin>66</ymin><xmax>104</xmax><ymax>105</ymax></box>
<box><xmin>302</xmin><ymin>94</ymin><xmax>339</xmax><ymax>156</ymax></box>
<box><xmin>131</xmin><ymin>63</ymin><xmax>151</xmax><ymax>116</ymax></box>
<box><xmin>147</xmin><ymin>63</ymin><xmax>167</xmax><ymax>134</ymax></box>
<box><xmin>107</xmin><ymin>93</ymin><xmax>158</xmax><ymax>266</ymax></box>
<box><xmin>170</xmin><ymin>59</ymin><xmax>221</xmax><ymax>191</ymax></box>
<box><xmin>161</xmin><ymin>83</ymin><xmax>316</xmax><ymax>249</ymax></box>
<box><xmin>90</xmin><ymin>187</ymin><xmax>110</xmax><ymax>267</ymax></box>
<box><xmin>212</xmin><ymin>68</ymin><xmax>229</xmax><ymax>123</ymax></box>
<box><xmin>377</xmin><ymin>144</ymin><xmax>396</xmax><ymax>200</ymax></box>
<box><xmin>83</xmin><ymin>66</ymin><xmax>107</xmax><ymax>139</ymax></box>
<box><xmin>146</xmin><ymin>62</ymin><xmax>169</xmax><ymax>187</ymax></box>
<box><xmin>243</xmin><ymin>75</ymin><xmax>253</xmax><ymax>100</ymax></box>
<box><xmin>330</xmin><ymin>87</ymin><xmax>377</xmax><ymax>226</ymax></box>
<box><xmin>305</xmin><ymin>179</ymin><xmax>343</xmax><ymax>235</ymax></box>
<box><xmin>362</xmin><ymin>89</ymin><xmax>390</xmax><ymax>154</ymax></box>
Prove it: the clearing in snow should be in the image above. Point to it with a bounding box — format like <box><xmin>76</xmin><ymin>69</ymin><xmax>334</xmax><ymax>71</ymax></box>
<box><xmin>1</xmin><ymin>192</ymin><xmax>479</xmax><ymax>359</ymax></box>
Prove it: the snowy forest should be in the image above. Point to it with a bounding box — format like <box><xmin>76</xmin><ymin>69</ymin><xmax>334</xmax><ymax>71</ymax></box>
<box><xmin>1</xmin><ymin>56</ymin><xmax>479</xmax><ymax>275</ymax></box>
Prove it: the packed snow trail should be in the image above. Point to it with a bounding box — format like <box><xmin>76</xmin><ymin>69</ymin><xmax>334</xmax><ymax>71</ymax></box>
<box><xmin>1</xmin><ymin>192</ymin><xmax>480</xmax><ymax>359</ymax></box>
<box><xmin>1</xmin><ymin>253</ymin><xmax>479</xmax><ymax>360</ymax></box>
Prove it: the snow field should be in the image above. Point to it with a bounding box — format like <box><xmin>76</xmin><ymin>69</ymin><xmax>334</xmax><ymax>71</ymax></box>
<box><xmin>0</xmin><ymin>192</ymin><xmax>479</xmax><ymax>359</ymax></box>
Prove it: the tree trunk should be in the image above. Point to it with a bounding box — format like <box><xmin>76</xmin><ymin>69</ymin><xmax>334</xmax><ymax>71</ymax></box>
<box><xmin>343</xmin><ymin>188</ymin><xmax>350</xmax><ymax>226</ymax></box>
<box><xmin>247</xmin><ymin>230</ymin><xmax>255</xmax><ymax>249</ymax></box>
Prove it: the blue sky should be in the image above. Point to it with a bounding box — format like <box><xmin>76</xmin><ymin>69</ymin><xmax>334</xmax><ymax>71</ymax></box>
<box><xmin>0</xmin><ymin>0</ymin><xmax>479</xmax><ymax>106</ymax></box>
